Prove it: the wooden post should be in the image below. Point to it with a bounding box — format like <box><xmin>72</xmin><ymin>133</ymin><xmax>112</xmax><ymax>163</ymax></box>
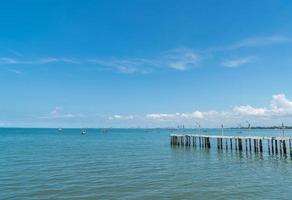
<box><xmin>283</xmin><ymin>139</ymin><xmax>287</xmax><ymax>156</ymax></box>
<box><xmin>221</xmin><ymin>138</ymin><xmax>223</xmax><ymax>149</ymax></box>
<box><xmin>280</xmin><ymin>140</ymin><xmax>283</xmax><ymax>156</ymax></box>
<box><xmin>254</xmin><ymin>139</ymin><xmax>257</xmax><ymax>152</ymax></box>
<box><xmin>271</xmin><ymin>138</ymin><xmax>274</xmax><ymax>154</ymax></box>
<box><xmin>225</xmin><ymin>139</ymin><xmax>228</xmax><ymax>150</ymax></box>
<box><xmin>249</xmin><ymin>138</ymin><xmax>252</xmax><ymax>152</ymax></box>
<box><xmin>275</xmin><ymin>140</ymin><xmax>278</xmax><ymax>155</ymax></box>
<box><xmin>238</xmin><ymin>138</ymin><xmax>242</xmax><ymax>151</ymax></box>
<box><xmin>268</xmin><ymin>139</ymin><xmax>271</xmax><ymax>155</ymax></box>
<box><xmin>290</xmin><ymin>139</ymin><xmax>292</xmax><ymax>157</ymax></box>
<box><xmin>205</xmin><ymin>137</ymin><xmax>208</xmax><ymax>148</ymax></box>
<box><xmin>230</xmin><ymin>138</ymin><xmax>233</xmax><ymax>150</ymax></box>
<box><xmin>245</xmin><ymin>139</ymin><xmax>248</xmax><ymax>152</ymax></box>
<box><xmin>208</xmin><ymin>137</ymin><xmax>211</xmax><ymax>148</ymax></box>
<box><xmin>199</xmin><ymin>137</ymin><xmax>201</xmax><ymax>148</ymax></box>
<box><xmin>259</xmin><ymin>139</ymin><xmax>263</xmax><ymax>153</ymax></box>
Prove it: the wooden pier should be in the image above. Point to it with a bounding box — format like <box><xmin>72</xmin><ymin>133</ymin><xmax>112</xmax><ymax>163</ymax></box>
<box><xmin>170</xmin><ymin>134</ymin><xmax>292</xmax><ymax>157</ymax></box>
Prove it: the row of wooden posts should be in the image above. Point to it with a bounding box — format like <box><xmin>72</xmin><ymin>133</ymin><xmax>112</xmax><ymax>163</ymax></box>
<box><xmin>170</xmin><ymin>134</ymin><xmax>292</xmax><ymax>157</ymax></box>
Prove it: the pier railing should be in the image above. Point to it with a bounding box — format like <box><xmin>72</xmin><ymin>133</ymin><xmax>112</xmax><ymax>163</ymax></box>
<box><xmin>170</xmin><ymin>134</ymin><xmax>292</xmax><ymax>157</ymax></box>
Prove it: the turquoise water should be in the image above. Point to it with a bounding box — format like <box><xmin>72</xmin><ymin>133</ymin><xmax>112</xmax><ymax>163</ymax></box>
<box><xmin>1</xmin><ymin>128</ymin><xmax>292</xmax><ymax>199</ymax></box>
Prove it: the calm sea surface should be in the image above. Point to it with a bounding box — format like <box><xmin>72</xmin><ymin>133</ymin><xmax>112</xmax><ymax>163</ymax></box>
<box><xmin>1</xmin><ymin>128</ymin><xmax>292</xmax><ymax>199</ymax></box>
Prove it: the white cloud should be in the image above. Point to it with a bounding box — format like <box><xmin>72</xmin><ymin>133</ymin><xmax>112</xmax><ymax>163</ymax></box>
<box><xmin>146</xmin><ymin>111</ymin><xmax>217</xmax><ymax>121</ymax></box>
<box><xmin>146</xmin><ymin>113</ymin><xmax>179</xmax><ymax>120</ymax></box>
<box><xmin>221</xmin><ymin>56</ymin><xmax>256</xmax><ymax>68</ymax></box>
<box><xmin>108</xmin><ymin>114</ymin><xmax>134</xmax><ymax>120</ymax></box>
<box><xmin>233</xmin><ymin>105</ymin><xmax>267</xmax><ymax>116</ymax></box>
<box><xmin>106</xmin><ymin>94</ymin><xmax>292</xmax><ymax>127</ymax></box>
<box><xmin>40</xmin><ymin>107</ymin><xmax>79</xmax><ymax>119</ymax></box>
<box><xmin>271</xmin><ymin>94</ymin><xmax>292</xmax><ymax>115</ymax></box>
<box><xmin>233</xmin><ymin>94</ymin><xmax>292</xmax><ymax>118</ymax></box>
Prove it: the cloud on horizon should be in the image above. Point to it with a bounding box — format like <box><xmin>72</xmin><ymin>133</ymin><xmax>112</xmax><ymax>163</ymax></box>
<box><xmin>108</xmin><ymin>94</ymin><xmax>292</xmax><ymax>127</ymax></box>
<box><xmin>40</xmin><ymin>107</ymin><xmax>83</xmax><ymax>119</ymax></box>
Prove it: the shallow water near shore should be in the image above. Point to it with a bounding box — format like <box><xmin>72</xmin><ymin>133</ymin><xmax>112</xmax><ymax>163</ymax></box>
<box><xmin>1</xmin><ymin>128</ymin><xmax>292</xmax><ymax>199</ymax></box>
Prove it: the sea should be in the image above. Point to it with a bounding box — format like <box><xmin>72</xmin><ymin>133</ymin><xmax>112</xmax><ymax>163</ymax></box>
<box><xmin>1</xmin><ymin>128</ymin><xmax>292</xmax><ymax>200</ymax></box>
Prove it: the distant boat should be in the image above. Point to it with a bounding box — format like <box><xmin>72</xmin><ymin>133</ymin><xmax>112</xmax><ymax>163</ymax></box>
<box><xmin>101</xmin><ymin>128</ymin><xmax>108</xmax><ymax>133</ymax></box>
<box><xmin>81</xmin><ymin>129</ymin><xmax>86</xmax><ymax>135</ymax></box>
<box><xmin>58</xmin><ymin>128</ymin><xmax>63</xmax><ymax>132</ymax></box>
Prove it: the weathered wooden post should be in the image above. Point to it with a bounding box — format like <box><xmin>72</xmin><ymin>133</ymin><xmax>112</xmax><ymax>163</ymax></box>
<box><xmin>280</xmin><ymin>140</ymin><xmax>283</xmax><ymax>156</ymax></box>
<box><xmin>253</xmin><ymin>139</ymin><xmax>255</xmax><ymax>152</ymax></box>
<box><xmin>199</xmin><ymin>137</ymin><xmax>201</xmax><ymax>148</ymax></box>
<box><xmin>268</xmin><ymin>139</ymin><xmax>271</xmax><ymax>155</ymax></box>
<box><xmin>238</xmin><ymin>138</ymin><xmax>242</xmax><ymax>151</ymax></box>
<box><xmin>230</xmin><ymin>138</ymin><xmax>233</xmax><ymax>150</ymax></box>
<box><xmin>289</xmin><ymin>139</ymin><xmax>292</xmax><ymax>158</ymax></box>
<box><xmin>283</xmin><ymin>139</ymin><xmax>287</xmax><ymax>156</ymax></box>
<box><xmin>259</xmin><ymin>139</ymin><xmax>263</xmax><ymax>153</ymax></box>
<box><xmin>245</xmin><ymin>138</ymin><xmax>248</xmax><ymax>152</ymax></box>
<box><xmin>275</xmin><ymin>139</ymin><xmax>278</xmax><ymax>155</ymax></box>
<box><xmin>207</xmin><ymin>137</ymin><xmax>211</xmax><ymax>148</ymax></box>
<box><xmin>271</xmin><ymin>138</ymin><xmax>274</xmax><ymax>154</ymax></box>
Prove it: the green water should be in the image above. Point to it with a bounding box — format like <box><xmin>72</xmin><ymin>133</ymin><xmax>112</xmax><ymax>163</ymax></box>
<box><xmin>1</xmin><ymin>128</ymin><xmax>292</xmax><ymax>199</ymax></box>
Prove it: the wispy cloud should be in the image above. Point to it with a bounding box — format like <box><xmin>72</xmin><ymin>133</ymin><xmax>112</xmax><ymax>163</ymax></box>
<box><xmin>221</xmin><ymin>56</ymin><xmax>256</xmax><ymax>68</ymax></box>
<box><xmin>0</xmin><ymin>57</ymin><xmax>77</xmax><ymax>65</ymax></box>
<box><xmin>163</xmin><ymin>48</ymin><xmax>200</xmax><ymax>71</ymax></box>
<box><xmin>1</xmin><ymin>35</ymin><xmax>291</xmax><ymax>74</ymax></box>
<box><xmin>40</xmin><ymin>107</ymin><xmax>83</xmax><ymax>119</ymax></box>
<box><xmin>89</xmin><ymin>48</ymin><xmax>200</xmax><ymax>73</ymax></box>
<box><xmin>88</xmin><ymin>58</ymin><xmax>155</xmax><ymax>74</ymax></box>
<box><xmin>205</xmin><ymin>35</ymin><xmax>292</xmax><ymax>52</ymax></box>
<box><xmin>0</xmin><ymin>48</ymin><xmax>201</xmax><ymax>74</ymax></box>
<box><xmin>229</xmin><ymin>35</ymin><xmax>292</xmax><ymax>49</ymax></box>
<box><xmin>8</xmin><ymin>69</ymin><xmax>22</xmax><ymax>74</ymax></box>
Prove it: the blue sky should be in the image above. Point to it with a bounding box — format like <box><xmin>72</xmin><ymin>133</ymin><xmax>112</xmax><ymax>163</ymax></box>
<box><xmin>1</xmin><ymin>0</ymin><xmax>292</xmax><ymax>127</ymax></box>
